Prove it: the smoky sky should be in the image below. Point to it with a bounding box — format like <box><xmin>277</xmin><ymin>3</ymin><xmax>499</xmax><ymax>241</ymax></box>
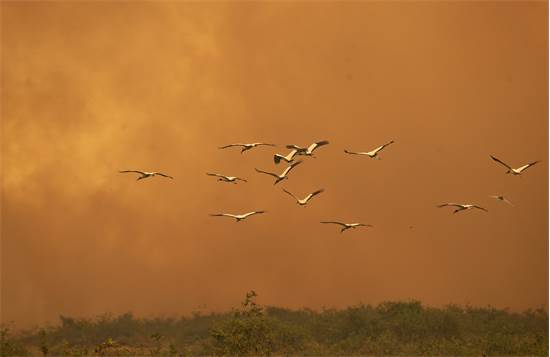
<box><xmin>1</xmin><ymin>1</ymin><xmax>548</xmax><ymax>327</ymax></box>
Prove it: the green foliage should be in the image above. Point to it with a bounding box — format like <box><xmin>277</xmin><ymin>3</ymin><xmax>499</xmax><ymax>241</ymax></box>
<box><xmin>1</xmin><ymin>326</ymin><xmax>28</xmax><ymax>357</ymax></box>
<box><xmin>210</xmin><ymin>290</ymin><xmax>275</xmax><ymax>355</ymax></box>
<box><xmin>6</xmin><ymin>294</ymin><xmax>548</xmax><ymax>356</ymax></box>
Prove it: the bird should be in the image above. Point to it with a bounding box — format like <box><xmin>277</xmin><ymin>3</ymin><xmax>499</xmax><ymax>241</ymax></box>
<box><xmin>255</xmin><ymin>160</ymin><xmax>303</xmax><ymax>185</ymax></box>
<box><xmin>219</xmin><ymin>142</ymin><xmax>275</xmax><ymax>154</ymax></box>
<box><xmin>344</xmin><ymin>140</ymin><xmax>394</xmax><ymax>159</ymax></box>
<box><xmin>490</xmin><ymin>155</ymin><xmax>539</xmax><ymax>175</ymax></box>
<box><xmin>210</xmin><ymin>211</ymin><xmax>266</xmax><ymax>222</ymax></box>
<box><xmin>282</xmin><ymin>188</ymin><xmax>324</xmax><ymax>206</ymax></box>
<box><xmin>274</xmin><ymin>149</ymin><xmax>298</xmax><ymax>164</ymax></box>
<box><xmin>320</xmin><ymin>221</ymin><xmax>373</xmax><ymax>233</ymax></box>
<box><xmin>119</xmin><ymin>170</ymin><xmax>173</xmax><ymax>180</ymax></box>
<box><xmin>437</xmin><ymin>203</ymin><xmax>488</xmax><ymax>214</ymax></box>
<box><xmin>286</xmin><ymin>140</ymin><xmax>329</xmax><ymax>157</ymax></box>
<box><xmin>207</xmin><ymin>173</ymin><xmax>247</xmax><ymax>184</ymax></box>
<box><xmin>489</xmin><ymin>195</ymin><xmax>514</xmax><ymax>206</ymax></box>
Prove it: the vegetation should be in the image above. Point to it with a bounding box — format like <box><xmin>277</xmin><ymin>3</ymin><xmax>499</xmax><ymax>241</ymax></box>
<box><xmin>1</xmin><ymin>292</ymin><xmax>547</xmax><ymax>356</ymax></box>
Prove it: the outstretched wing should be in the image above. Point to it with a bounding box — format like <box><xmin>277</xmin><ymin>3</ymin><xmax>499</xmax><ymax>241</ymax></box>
<box><xmin>254</xmin><ymin>143</ymin><xmax>276</xmax><ymax>147</ymax></box>
<box><xmin>490</xmin><ymin>155</ymin><xmax>512</xmax><ymax>170</ymax></box>
<box><xmin>155</xmin><ymin>173</ymin><xmax>174</xmax><ymax>179</ymax></box>
<box><xmin>357</xmin><ymin>223</ymin><xmax>373</xmax><ymax>228</ymax></box>
<box><xmin>286</xmin><ymin>144</ymin><xmax>305</xmax><ymax>151</ymax></box>
<box><xmin>281</xmin><ymin>160</ymin><xmax>303</xmax><ymax>176</ymax></box>
<box><xmin>371</xmin><ymin>140</ymin><xmax>394</xmax><ymax>154</ymax></box>
<box><xmin>207</xmin><ymin>173</ymin><xmax>226</xmax><ymax>179</ymax></box>
<box><xmin>304</xmin><ymin>189</ymin><xmax>324</xmax><ymax>202</ymax></box>
<box><xmin>274</xmin><ymin>149</ymin><xmax>297</xmax><ymax>164</ymax></box>
<box><xmin>286</xmin><ymin>149</ymin><xmax>298</xmax><ymax>160</ymax></box>
<box><xmin>307</xmin><ymin>140</ymin><xmax>329</xmax><ymax>153</ymax></box>
<box><xmin>282</xmin><ymin>189</ymin><xmax>298</xmax><ymax>201</ymax></box>
<box><xmin>502</xmin><ymin>197</ymin><xmax>514</xmax><ymax>206</ymax></box>
<box><xmin>242</xmin><ymin>211</ymin><xmax>266</xmax><ymax>218</ymax></box>
<box><xmin>516</xmin><ymin>161</ymin><xmax>539</xmax><ymax>173</ymax></box>
<box><xmin>210</xmin><ymin>213</ymin><xmax>238</xmax><ymax>219</ymax></box>
<box><xmin>437</xmin><ymin>203</ymin><xmax>463</xmax><ymax>208</ymax></box>
<box><xmin>473</xmin><ymin>205</ymin><xmax>488</xmax><ymax>212</ymax></box>
<box><xmin>321</xmin><ymin>221</ymin><xmax>347</xmax><ymax>227</ymax></box>
<box><xmin>236</xmin><ymin>177</ymin><xmax>248</xmax><ymax>182</ymax></box>
<box><xmin>120</xmin><ymin>170</ymin><xmax>146</xmax><ymax>175</ymax></box>
<box><xmin>219</xmin><ymin>143</ymin><xmax>246</xmax><ymax>149</ymax></box>
<box><xmin>255</xmin><ymin>168</ymin><xmax>279</xmax><ymax>178</ymax></box>
<box><xmin>344</xmin><ymin>149</ymin><xmax>369</xmax><ymax>156</ymax></box>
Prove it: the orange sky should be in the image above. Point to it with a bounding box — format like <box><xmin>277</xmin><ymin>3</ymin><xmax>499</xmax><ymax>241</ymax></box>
<box><xmin>1</xmin><ymin>1</ymin><xmax>548</xmax><ymax>327</ymax></box>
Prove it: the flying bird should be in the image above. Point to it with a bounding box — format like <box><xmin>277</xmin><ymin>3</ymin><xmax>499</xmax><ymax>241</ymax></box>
<box><xmin>344</xmin><ymin>140</ymin><xmax>394</xmax><ymax>159</ymax></box>
<box><xmin>320</xmin><ymin>221</ymin><xmax>373</xmax><ymax>233</ymax></box>
<box><xmin>282</xmin><ymin>188</ymin><xmax>324</xmax><ymax>206</ymax></box>
<box><xmin>207</xmin><ymin>173</ymin><xmax>247</xmax><ymax>184</ymax></box>
<box><xmin>210</xmin><ymin>211</ymin><xmax>265</xmax><ymax>222</ymax></box>
<box><xmin>286</xmin><ymin>140</ymin><xmax>329</xmax><ymax>157</ymax></box>
<box><xmin>490</xmin><ymin>155</ymin><xmax>539</xmax><ymax>175</ymax></box>
<box><xmin>437</xmin><ymin>203</ymin><xmax>488</xmax><ymax>214</ymax></box>
<box><xmin>489</xmin><ymin>195</ymin><xmax>514</xmax><ymax>206</ymax></box>
<box><xmin>219</xmin><ymin>142</ymin><xmax>275</xmax><ymax>154</ymax></box>
<box><xmin>119</xmin><ymin>170</ymin><xmax>173</xmax><ymax>180</ymax></box>
<box><xmin>274</xmin><ymin>149</ymin><xmax>298</xmax><ymax>164</ymax></box>
<box><xmin>255</xmin><ymin>160</ymin><xmax>303</xmax><ymax>185</ymax></box>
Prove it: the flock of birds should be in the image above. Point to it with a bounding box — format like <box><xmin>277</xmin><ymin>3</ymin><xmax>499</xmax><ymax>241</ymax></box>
<box><xmin>119</xmin><ymin>141</ymin><xmax>540</xmax><ymax>233</ymax></box>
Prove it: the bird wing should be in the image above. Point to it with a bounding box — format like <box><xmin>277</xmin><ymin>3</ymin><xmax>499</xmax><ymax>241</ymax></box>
<box><xmin>219</xmin><ymin>143</ymin><xmax>246</xmax><ymax>149</ymax></box>
<box><xmin>490</xmin><ymin>155</ymin><xmax>512</xmax><ymax>170</ymax></box>
<box><xmin>281</xmin><ymin>160</ymin><xmax>303</xmax><ymax>176</ymax></box>
<box><xmin>304</xmin><ymin>189</ymin><xmax>324</xmax><ymax>202</ymax></box>
<box><xmin>242</xmin><ymin>211</ymin><xmax>265</xmax><ymax>218</ymax></box>
<box><xmin>255</xmin><ymin>168</ymin><xmax>279</xmax><ymax>178</ymax></box>
<box><xmin>207</xmin><ymin>173</ymin><xmax>226</xmax><ymax>179</ymax></box>
<box><xmin>155</xmin><ymin>173</ymin><xmax>174</xmax><ymax>179</ymax></box>
<box><xmin>321</xmin><ymin>221</ymin><xmax>347</xmax><ymax>227</ymax></box>
<box><xmin>357</xmin><ymin>223</ymin><xmax>373</xmax><ymax>227</ymax></box>
<box><xmin>516</xmin><ymin>161</ymin><xmax>539</xmax><ymax>173</ymax></box>
<box><xmin>274</xmin><ymin>149</ymin><xmax>297</xmax><ymax>164</ymax></box>
<box><xmin>371</xmin><ymin>141</ymin><xmax>394</xmax><ymax>154</ymax></box>
<box><xmin>236</xmin><ymin>177</ymin><xmax>247</xmax><ymax>182</ymax></box>
<box><xmin>282</xmin><ymin>189</ymin><xmax>298</xmax><ymax>201</ymax></box>
<box><xmin>437</xmin><ymin>203</ymin><xmax>463</xmax><ymax>208</ymax></box>
<box><xmin>286</xmin><ymin>149</ymin><xmax>298</xmax><ymax>160</ymax></box>
<box><xmin>344</xmin><ymin>149</ymin><xmax>368</xmax><ymax>155</ymax></box>
<box><xmin>254</xmin><ymin>143</ymin><xmax>276</xmax><ymax>147</ymax></box>
<box><xmin>502</xmin><ymin>197</ymin><xmax>514</xmax><ymax>206</ymax></box>
<box><xmin>286</xmin><ymin>144</ymin><xmax>304</xmax><ymax>151</ymax></box>
<box><xmin>307</xmin><ymin>140</ymin><xmax>329</xmax><ymax>153</ymax></box>
<box><xmin>473</xmin><ymin>205</ymin><xmax>488</xmax><ymax>212</ymax></box>
<box><xmin>120</xmin><ymin>170</ymin><xmax>146</xmax><ymax>175</ymax></box>
<box><xmin>210</xmin><ymin>213</ymin><xmax>238</xmax><ymax>219</ymax></box>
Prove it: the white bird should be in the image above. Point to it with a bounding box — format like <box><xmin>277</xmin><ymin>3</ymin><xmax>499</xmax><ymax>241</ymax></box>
<box><xmin>286</xmin><ymin>140</ymin><xmax>329</xmax><ymax>157</ymax></box>
<box><xmin>210</xmin><ymin>211</ymin><xmax>266</xmax><ymax>222</ymax></box>
<box><xmin>207</xmin><ymin>173</ymin><xmax>247</xmax><ymax>184</ymax></box>
<box><xmin>255</xmin><ymin>160</ymin><xmax>303</xmax><ymax>185</ymax></box>
<box><xmin>282</xmin><ymin>188</ymin><xmax>324</xmax><ymax>206</ymax></box>
<box><xmin>344</xmin><ymin>140</ymin><xmax>394</xmax><ymax>159</ymax></box>
<box><xmin>320</xmin><ymin>221</ymin><xmax>373</xmax><ymax>233</ymax></box>
<box><xmin>437</xmin><ymin>203</ymin><xmax>488</xmax><ymax>214</ymax></box>
<box><xmin>119</xmin><ymin>170</ymin><xmax>173</xmax><ymax>180</ymax></box>
<box><xmin>274</xmin><ymin>149</ymin><xmax>298</xmax><ymax>164</ymax></box>
<box><xmin>489</xmin><ymin>195</ymin><xmax>514</xmax><ymax>206</ymax></box>
<box><xmin>219</xmin><ymin>142</ymin><xmax>275</xmax><ymax>154</ymax></box>
<box><xmin>490</xmin><ymin>155</ymin><xmax>539</xmax><ymax>175</ymax></box>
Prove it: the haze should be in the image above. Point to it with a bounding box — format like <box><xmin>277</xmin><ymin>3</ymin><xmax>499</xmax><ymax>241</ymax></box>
<box><xmin>1</xmin><ymin>1</ymin><xmax>547</xmax><ymax>327</ymax></box>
